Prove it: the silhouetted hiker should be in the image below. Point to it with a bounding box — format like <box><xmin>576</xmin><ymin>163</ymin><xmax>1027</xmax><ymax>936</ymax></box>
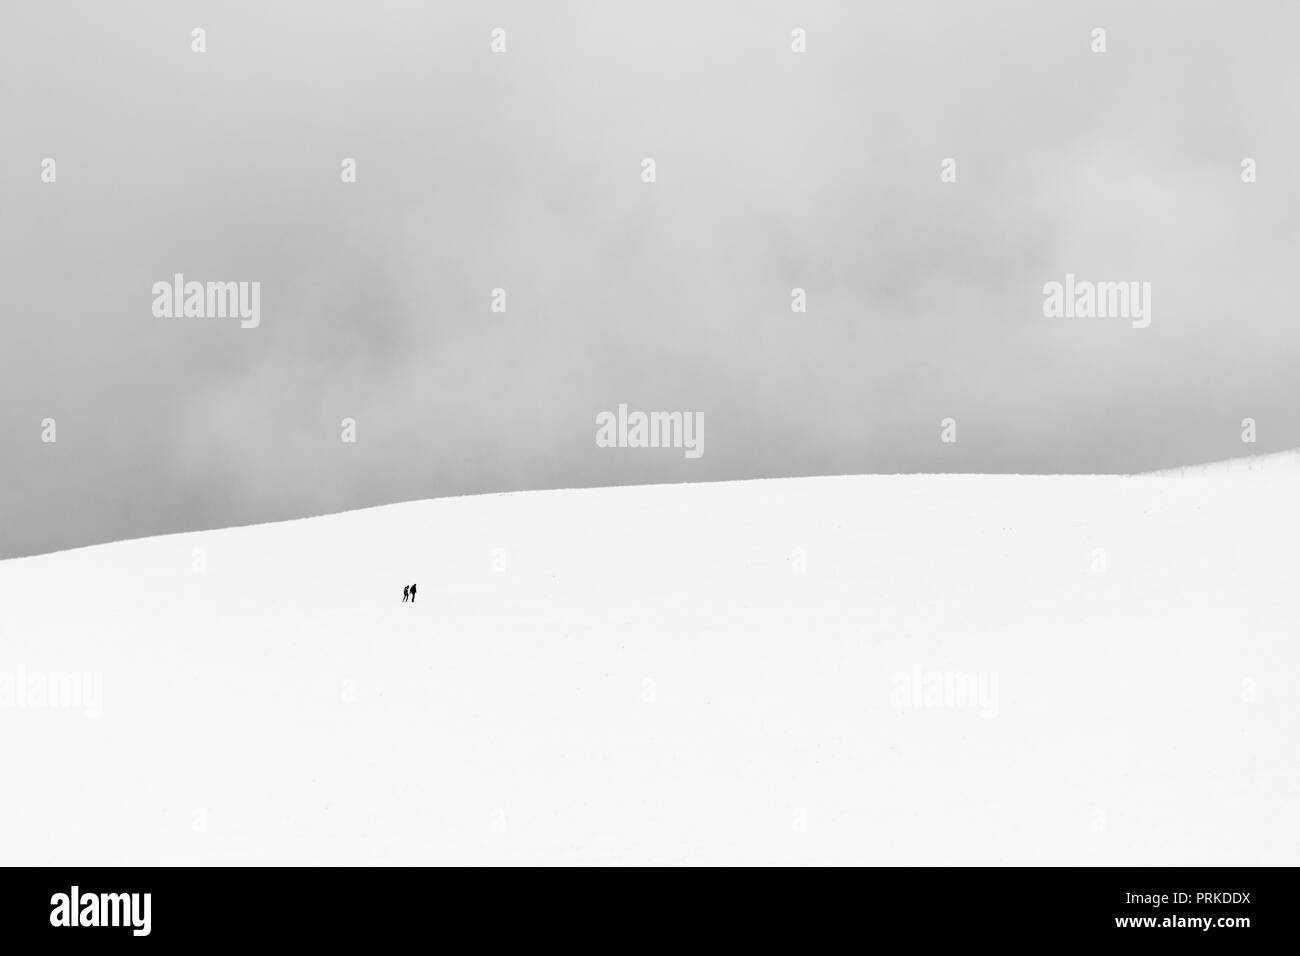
<box><xmin>409</xmin><ymin>583</ymin><xmax>417</xmax><ymax>603</ymax></box>
<box><xmin>402</xmin><ymin>585</ymin><xmax>409</xmax><ymax>603</ymax></box>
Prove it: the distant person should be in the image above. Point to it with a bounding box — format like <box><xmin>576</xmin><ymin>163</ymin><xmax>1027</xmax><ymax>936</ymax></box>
<box><xmin>409</xmin><ymin>583</ymin><xmax>417</xmax><ymax>603</ymax></box>
<box><xmin>402</xmin><ymin>585</ymin><xmax>409</xmax><ymax>603</ymax></box>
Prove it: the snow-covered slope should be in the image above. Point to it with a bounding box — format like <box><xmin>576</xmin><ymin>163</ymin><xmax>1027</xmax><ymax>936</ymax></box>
<box><xmin>2</xmin><ymin>469</ymin><xmax>1297</xmax><ymax>865</ymax></box>
<box><xmin>1143</xmin><ymin>447</ymin><xmax>1300</xmax><ymax>477</ymax></box>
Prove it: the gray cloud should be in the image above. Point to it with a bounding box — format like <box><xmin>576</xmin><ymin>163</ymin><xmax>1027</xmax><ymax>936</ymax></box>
<box><xmin>3</xmin><ymin>0</ymin><xmax>1298</xmax><ymax>558</ymax></box>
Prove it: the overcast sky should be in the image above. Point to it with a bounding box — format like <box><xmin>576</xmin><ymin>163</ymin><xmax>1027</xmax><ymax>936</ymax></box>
<box><xmin>3</xmin><ymin>0</ymin><xmax>1298</xmax><ymax>559</ymax></box>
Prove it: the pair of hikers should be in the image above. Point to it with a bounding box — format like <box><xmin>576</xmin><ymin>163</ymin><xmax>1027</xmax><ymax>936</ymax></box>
<box><xmin>402</xmin><ymin>583</ymin><xmax>418</xmax><ymax>603</ymax></box>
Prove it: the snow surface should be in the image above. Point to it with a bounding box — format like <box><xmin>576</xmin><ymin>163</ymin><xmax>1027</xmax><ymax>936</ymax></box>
<box><xmin>2</xmin><ymin>467</ymin><xmax>1297</xmax><ymax>865</ymax></box>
